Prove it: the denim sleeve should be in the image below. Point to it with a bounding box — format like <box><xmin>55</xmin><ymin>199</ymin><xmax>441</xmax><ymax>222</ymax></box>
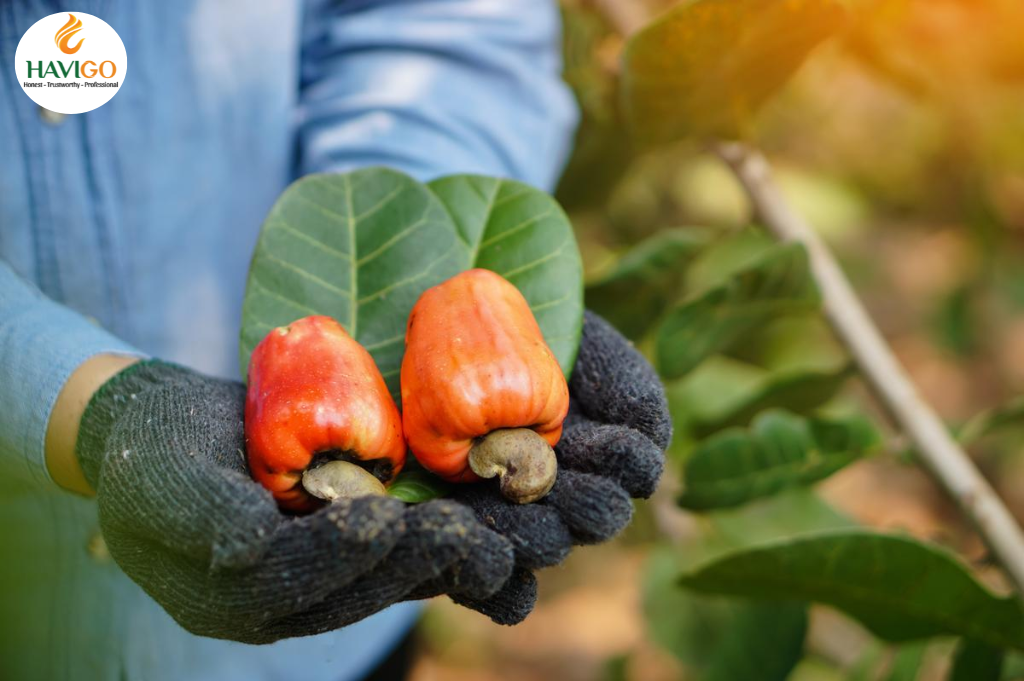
<box><xmin>0</xmin><ymin>260</ymin><xmax>142</xmax><ymax>491</ymax></box>
<box><xmin>298</xmin><ymin>0</ymin><xmax>579</xmax><ymax>191</ymax></box>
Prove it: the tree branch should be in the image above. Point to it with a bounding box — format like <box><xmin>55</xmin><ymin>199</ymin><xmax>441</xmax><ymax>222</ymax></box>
<box><xmin>715</xmin><ymin>140</ymin><xmax>1024</xmax><ymax>595</ymax></box>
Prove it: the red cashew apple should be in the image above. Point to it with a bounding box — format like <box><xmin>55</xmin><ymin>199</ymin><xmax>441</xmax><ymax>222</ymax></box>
<box><xmin>245</xmin><ymin>315</ymin><xmax>406</xmax><ymax>512</ymax></box>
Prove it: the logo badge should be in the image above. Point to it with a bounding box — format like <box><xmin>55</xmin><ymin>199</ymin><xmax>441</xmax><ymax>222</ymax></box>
<box><xmin>15</xmin><ymin>12</ymin><xmax>127</xmax><ymax>115</ymax></box>
<box><xmin>55</xmin><ymin>14</ymin><xmax>85</xmax><ymax>55</ymax></box>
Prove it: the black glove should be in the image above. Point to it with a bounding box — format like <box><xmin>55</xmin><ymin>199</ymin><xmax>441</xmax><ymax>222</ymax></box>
<box><xmin>78</xmin><ymin>311</ymin><xmax>671</xmax><ymax>639</ymax></box>
<box><xmin>453</xmin><ymin>311</ymin><xmax>672</xmax><ymax>619</ymax></box>
<box><xmin>76</xmin><ymin>361</ymin><xmax>516</xmax><ymax>644</ymax></box>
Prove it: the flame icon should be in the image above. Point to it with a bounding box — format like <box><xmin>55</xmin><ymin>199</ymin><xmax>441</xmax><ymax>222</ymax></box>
<box><xmin>55</xmin><ymin>14</ymin><xmax>84</xmax><ymax>55</ymax></box>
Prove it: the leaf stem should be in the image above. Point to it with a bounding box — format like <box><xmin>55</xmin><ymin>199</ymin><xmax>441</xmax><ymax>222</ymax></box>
<box><xmin>715</xmin><ymin>140</ymin><xmax>1024</xmax><ymax>596</ymax></box>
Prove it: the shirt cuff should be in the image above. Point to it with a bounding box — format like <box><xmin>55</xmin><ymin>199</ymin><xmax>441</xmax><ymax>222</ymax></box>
<box><xmin>0</xmin><ymin>265</ymin><xmax>143</xmax><ymax>491</ymax></box>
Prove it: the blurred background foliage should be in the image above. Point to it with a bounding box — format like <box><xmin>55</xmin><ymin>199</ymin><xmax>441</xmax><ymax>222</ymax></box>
<box><xmin>411</xmin><ymin>1</ymin><xmax>1024</xmax><ymax>679</ymax></box>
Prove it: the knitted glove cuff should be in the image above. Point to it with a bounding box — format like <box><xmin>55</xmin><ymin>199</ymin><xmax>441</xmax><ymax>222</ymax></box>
<box><xmin>76</xmin><ymin>359</ymin><xmax>191</xmax><ymax>489</ymax></box>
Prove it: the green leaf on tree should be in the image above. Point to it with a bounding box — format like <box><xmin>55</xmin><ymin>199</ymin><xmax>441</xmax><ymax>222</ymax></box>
<box><xmin>585</xmin><ymin>227</ymin><xmax>712</xmax><ymax>340</ymax></box>
<box><xmin>656</xmin><ymin>242</ymin><xmax>820</xmax><ymax>379</ymax></box>
<box><xmin>680</xmin><ymin>410</ymin><xmax>876</xmax><ymax>510</ymax></box>
<box><xmin>644</xmin><ymin>550</ymin><xmax>807</xmax><ymax>681</ymax></box>
<box><xmin>883</xmin><ymin>642</ymin><xmax>929</xmax><ymax>681</ymax></box>
<box><xmin>950</xmin><ymin>638</ymin><xmax>1004</xmax><ymax>681</ymax></box>
<box><xmin>621</xmin><ymin>0</ymin><xmax>847</xmax><ymax>143</ymax></box>
<box><xmin>644</xmin><ymin>491</ymin><xmax>848</xmax><ymax>676</ymax></box>
<box><xmin>958</xmin><ymin>396</ymin><xmax>1024</xmax><ymax>446</ymax></box>
<box><xmin>703</xmin><ymin>601</ymin><xmax>808</xmax><ymax>681</ymax></box>
<box><xmin>691</xmin><ymin>363</ymin><xmax>856</xmax><ymax>437</ymax></box>
<box><xmin>679</xmin><ymin>531</ymin><xmax>1024</xmax><ymax>650</ymax></box>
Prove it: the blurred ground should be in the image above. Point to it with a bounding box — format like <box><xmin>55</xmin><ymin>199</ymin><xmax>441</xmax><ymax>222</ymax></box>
<box><xmin>412</xmin><ymin>0</ymin><xmax>1024</xmax><ymax>678</ymax></box>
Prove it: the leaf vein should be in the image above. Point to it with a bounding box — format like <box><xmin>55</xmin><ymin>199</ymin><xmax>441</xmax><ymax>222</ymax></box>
<box><xmin>258</xmin><ymin>251</ymin><xmax>351</xmax><ymax>298</ymax></box>
<box><xmin>363</xmin><ymin>334</ymin><xmax>405</xmax><ymax>351</ymax></box>
<box><xmin>292</xmin><ymin>192</ymin><xmax>349</xmax><ymax>224</ymax></box>
<box><xmin>266</xmin><ymin>220</ymin><xmax>349</xmax><ymax>262</ymax></box>
<box><xmin>356</xmin><ymin>216</ymin><xmax>429</xmax><ymax>267</ymax></box>
<box><xmin>492</xmin><ymin>187</ymin><xmax>531</xmax><ymax>209</ymax></box>
<box><xmin>249</xmin><ymin>276</ymin><xmax>321</xmax><ymax>316</ymax></box>
<box><xmin>354</xmin><ymin>184</ymin><xmax>404</xmax><ymax>222</ymax></box>
<box><xmin>500</xmin><ymin>240</ymin><xmax>570</xmax><ymax>279</ymax></box>
<box><xmin>469</xmin><ymin>181</ymin><xmax>500</xmax><ymax>263</ymax></box>
<box><xmin>479</xmin><ymin>210</ymin><xmax>554</xmax><ymax>251</ymax></box>
<box><xmin>530</xmin><ymin>292</ymin><xmax>573</xmax><ymax>313</ymax></box>
<box><xmin>344</xmin><ymin>174</ymin><xmax>358</xmax><ymax>338</ymax></box>
<box><xmin>357</xmin><ymin>246</ymin><xmax>455</xmax><ymax>305</ymax></box>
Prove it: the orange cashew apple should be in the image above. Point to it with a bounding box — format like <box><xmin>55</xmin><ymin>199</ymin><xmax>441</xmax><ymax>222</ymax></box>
<box><xmin>400</xmin><ymin>269</ymin><xmax>569</xmax><ymax>503</ymax></box>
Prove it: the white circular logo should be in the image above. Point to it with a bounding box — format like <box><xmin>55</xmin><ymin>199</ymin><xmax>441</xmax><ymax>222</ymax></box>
<box><xmin>14</xmin><ymin>12</ymin><xmax>127</xmax><ymax>115</ymax></box>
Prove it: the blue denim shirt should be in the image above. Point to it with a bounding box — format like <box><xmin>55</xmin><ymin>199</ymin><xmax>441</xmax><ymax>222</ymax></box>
<box><xmin>0</xmin><ymin>2</ymin><xmax>577</xmax><ymax>679</ymax></box>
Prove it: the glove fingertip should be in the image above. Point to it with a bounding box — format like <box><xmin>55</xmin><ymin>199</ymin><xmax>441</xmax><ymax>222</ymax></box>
<box><xmin>205</xmin><ymin>470</ymin><xmax>281</xmax><ymax>571</ymax></box>
<box><xmin>513</xmin><ymin>511</ymin><xmax>572</xmax><ymax>569</ymax></box>
<box><xmin>453</xmin><ymin>567</ymin><xmax>537</xmax><ymax>626</ymax></box>
<box><xmin>571</xmin><ymin>312</ymin><xmax>673</xmax><ymax>450</ymax></box>
<box><xmin>459</xmin><ymin>487</ymin><xmax>572</xmax><ymax>569</ymax></box>
<box><xmin>625</xmin><ymin>453</ymin><xmax>664</xmax><ymax>500</ymax></box>
<box><xmin>545</xmin><ymin>470</ymin><xmax>633</xmax><ymax>545</ymax></box>
<box><xmin>450</xmin><ymin>528</ymin><xmax>516</xmax><ymax>601</ymax></box>
<box><xmin>398</xmin><ymin>499</ymin><xmax>515</xmax><ymax>600</ymax></box>
<box><xmin>557</xmin><ymin>423</ymin><xmax>665</xmax><ymax>499</ymax></box>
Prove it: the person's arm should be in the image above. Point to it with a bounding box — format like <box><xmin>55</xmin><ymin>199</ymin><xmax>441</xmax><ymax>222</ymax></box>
<box><xmin>0</xmin><ymin>260</ymin><xmax>142</xmax><ymax>494</ymax></box>
<box><xmin>299</xmin><ymin>0</ymin><xmax>578</xmax><ymax>189</ymax></box>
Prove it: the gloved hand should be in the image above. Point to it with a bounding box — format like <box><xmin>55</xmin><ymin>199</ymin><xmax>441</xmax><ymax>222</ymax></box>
<box><xmin>452</xmin><ymin>311</ymin><xmax>672</xmax><ymax>621</ymax></box>
<box><xmin>77</xmin><ymin>311</ymin><xmax>670</xmax><ymax>640</ymax></box>
<box><xmin>76</xmin><ymin>361</ymin><xmax>517</xmax><ymax>644</ymax></box>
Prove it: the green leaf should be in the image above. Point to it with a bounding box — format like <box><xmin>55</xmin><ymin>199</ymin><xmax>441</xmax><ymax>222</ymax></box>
<box><xmin>884</xmin><ymin>642</ymin><xmax>928</xmax><ymax>681</ymax></box>
<box><xmin>656</xmin><ymin>242</ymin><xmax>820</xmax><ymax>379</ymax></box>
<box><xmin>950</xmin><ymin>639</ymin><xmax>1004</xmax><ymax>681</ymax></box>
<box><xmin>680</xmin><ymin>410</ymin><xmax>877</xmax><ymax>510</ymax></box>
<box><xmin>726</xmin><ymin>313</ymin><xmax>847</xmax><ymax>375</ymax></box>
<box><xmin>644</xmin><ymin>548</ymin><xmax>737</xmax><ymax>669</ymax></box>
<box><xmin>644</xmin><ymin>491</ymin><xmax>846</xmax><ymax>676</ymax></box>
<box><xmin>788</xmin><ymin>658</ymin><xmax>845</xmax><ymax>681</ymax></box>
<box><xmin>931</xmin><ymin>284</ymin><xmax>980</xmax><ymax>358</ymax></box>
<box><xmin>679</xmin><ymin>531</ymin><xmax>1024</xmax><ymax>650</ymax></box>
<box><xmin>387</xmin><ymin>468</ymin><xmax>453</xmax><ymax>503</ymax></box>
<box><xmin>240</xmin><ymin>169</ymin><xmax>467</xmax><ymax>396</ymax></box>
<box><xmin>666</xmin><ymin>356</ymin><xmax>767</xmax><ymax>459</ymax></box>
<box><xmin>600</xmin><ymin>654</ymin><xmax>630</xmax><ymax>681</ymax></box>
<box><xmin>692</xmin><ymin>363</ymin><xmax>856</xmax><ymax>437</ymax></box>
<box><xmin>686</xmin><ymin>489</ymin><xmax>857</xmax><ymax>568</ymax></box>
<box><xmin>959</xmin><ymin>396</ymin><xmax>1024</xmax><ymax>447</ymax></box>
<box><xmin>428</xmin><ymin>175</ymin><xmax>584</xmax><ymax>377</ymax></box>
<box><xmin>643</xmin><ymin>549</ymin><xmax>807</xmax><ymax>680</ymax></box>
<box><xmin>557</xmin><ymin>7</ymin><xmax>635</xmax><ymax>212</ymax></box>
<box><xmin>686</xmin><ymin>227</ymin><xmax>777</xmax><ymax>293</ymax></box>
<box><xmin>703</xmin><ymin>601</ymin><xmax>807</xmax><ymax>681</ymax></box>
<box><xmin>585</xmin><ymin>228</ymin><xmax>712</xmax><ymax>340</ymax></box>
<box><xmin>707</xmin><ymin>489</ymin><xmax>856</xmax><ymax>553</ymax></box>
<box><xmin>621</xmin><ymin>0</ymin><xmax>847</xmax><ymax>144</ymax></box>
<box><xmin>846</xmin><ymin>642</ymin><xmax>886</xmax><ymax>681</ymax></box>
<box><xmin>998</xmin><ymin>650</ymin><xmax>1024</xmax><ymax>680</ymax></box>
<box><xmin>240</xmin><ymin>169</ymin><xmax>584</xmax><ymax>399</ymax></box>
